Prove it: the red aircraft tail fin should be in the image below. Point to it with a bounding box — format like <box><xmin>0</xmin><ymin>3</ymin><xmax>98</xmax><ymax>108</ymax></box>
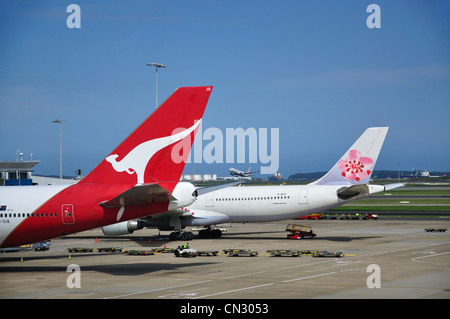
<box><xmin>80</xmin><ymin>86</ymin><xmax>213</xmax><ymax>191</ymax></box>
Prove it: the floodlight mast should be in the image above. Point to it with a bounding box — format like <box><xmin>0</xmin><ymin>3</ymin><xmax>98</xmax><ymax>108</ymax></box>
<box><xmin>147</xmin><ymin>62</ymin><xmax>167</xmax><ymax>109</ymax></box>
<box><xmin>51</xmin><ymin>119</ymin><xmax>67</xmax><ymax>179</ymax></box>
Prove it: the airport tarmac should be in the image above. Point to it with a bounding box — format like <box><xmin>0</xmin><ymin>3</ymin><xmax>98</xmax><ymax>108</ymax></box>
<box><xmin>0</xmin><ymin>218</ymin><xmax>449</xmax><ymax>300</ymax></box>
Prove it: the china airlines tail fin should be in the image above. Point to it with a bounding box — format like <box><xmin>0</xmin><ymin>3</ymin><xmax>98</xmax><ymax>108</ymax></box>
<box><xmin>312</xmin><ymin>127</ymin><xmax>388</xmax><ymax>186</ymax></box>
<box><xmin>80</xmin><ymin>86</ymin><xmax>213</xmax><ymax>191</ymax></box>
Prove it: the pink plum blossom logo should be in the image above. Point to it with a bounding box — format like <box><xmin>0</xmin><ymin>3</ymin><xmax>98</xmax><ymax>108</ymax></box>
<box><xmin>338</xmin><ymin>149</ymin><xmax>373</xmax><ymax>182</ymax></box>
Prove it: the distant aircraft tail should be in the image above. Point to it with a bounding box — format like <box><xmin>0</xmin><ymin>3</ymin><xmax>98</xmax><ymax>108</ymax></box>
<box><xmin>312</xmin><ymin>127</ymin><xmax>388</xmax><ymax>186</ymax></box>
<box><xmin>80</xmin><ymin>86</ymin><xmax>213</xmax><ymax>192</ymax></box>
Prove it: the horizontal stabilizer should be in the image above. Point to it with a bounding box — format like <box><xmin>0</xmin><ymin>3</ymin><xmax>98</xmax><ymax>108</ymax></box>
<box><xmin>337</xmin><ymin>184</ymin><xmax>387</xmax><ymax>200</ymax></box>
<box><xmin>99</xmin><ymin>184</ymin><xmax>172</xmax><ymax>208</ymax></box>
<box><xmin>337</xmin><ymin>184</ymin><xmax>371</xmax><ymax>200</ymax></box>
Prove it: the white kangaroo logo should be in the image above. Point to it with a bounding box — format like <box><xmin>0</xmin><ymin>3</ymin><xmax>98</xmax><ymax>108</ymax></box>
<box><xmin>106</xmin><ymin>120</ymin><xmax>201</xmax><ymax>185</ymax></box>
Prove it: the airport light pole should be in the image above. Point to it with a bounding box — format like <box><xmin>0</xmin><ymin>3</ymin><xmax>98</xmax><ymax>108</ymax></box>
<box><xmin>146</xmin><ymin>62</ymin><xmax>167</xmax><ymax>109</ymax></box>
<box><xmin>51</xmin><ymin>119</ymin><xmax>66</xmax><ymax>179</ymax></box>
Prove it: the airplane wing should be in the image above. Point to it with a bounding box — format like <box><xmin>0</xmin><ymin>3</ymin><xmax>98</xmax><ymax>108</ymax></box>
<box><xmin>101</xmin><ymin>180</ymin><xmax>244</xmax><ymax>209</ymax></box>
<box><xmin>99</xmin><ymin>184</ymin><xmax>173</xmax><ymax>208</ymax></box>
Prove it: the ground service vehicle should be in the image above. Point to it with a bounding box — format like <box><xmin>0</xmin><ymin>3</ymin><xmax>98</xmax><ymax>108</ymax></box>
<box><xmin>226</xmin><ymin>249</ymin><xmax>258</xmax><ymax>257</ymax></box>
<box><xmin>286</xmin><ymin>224</ymin><xmax>316</xmax><ymax>239</ymax></box>
<box><xmin>363</xmin><ymin>213</ymin><xmax>379</xmax><ymax>220</ymax></box>
<box><xmin>425</xmin><ymin>228</ymin><xmax>447</xmax><ymax>232</ymax></box>
<box><xmin>174</xmin><ymin>245</ymin><xmax>197</xmax><ymax>257</ymax></box>
<box><xmin>312</xmin><ymin>251</ymin><xmax>344</xmax><ymax>257</ymax></box>
<box><xmin>32</xmin><ymin>241</ymin><xmax>50</xmax><ymax>251</ymax></box>
<box><xmin>268</xmin><ymin>249</ymin><xmax>300</xmax><ymax>257</ymax></box>
<box><xmin>296</xmin><ymin>214</ymin><xmax>322</xmax><ymax>220</ymax></box>
<box><xmin>68</xmin><ymin>247</ymin><xmax>94</xmax><ymax>253</ymax></box>
<box><xmin>196</xmin><ymin>250</ymin><xmax>219</xmax><ymax>256</ymax></box>
<box><xmin>97</xmin><ymin>247</ymin><xmax>122</xmax><ymax>253</ymax></box>
<box><xmin>126</xmin><ymin>250</ymin><xmax>155</xmax><ymax>255</ymax></box>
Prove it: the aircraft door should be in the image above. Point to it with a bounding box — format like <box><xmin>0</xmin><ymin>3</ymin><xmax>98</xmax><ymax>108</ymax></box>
<box><xmin>298</xmin><ymin>190</ymin><xmax>308</xmax><ymax>204</ymax></box>
<box><xmin>62</xmin><ymin>204</ymin><xmax>75</xmax><ymax>224</ymax></box>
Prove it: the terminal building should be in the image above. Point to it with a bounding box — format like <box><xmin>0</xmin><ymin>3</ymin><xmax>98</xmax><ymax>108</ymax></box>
<box><xmin>0</xmin><ymin>161</ymin><xmax>40</xmax><ymax>186</ymax></box>
<box><xmin>0</xmin><ymin>160</ymin><xmax>77</xmax><ymax>186</ymax></box>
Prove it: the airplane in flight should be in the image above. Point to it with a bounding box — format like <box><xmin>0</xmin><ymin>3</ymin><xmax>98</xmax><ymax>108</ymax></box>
<box><xmin>0</xmin><ymin>86</ymin><xmax>213</xmax><ymax>248</ymax></box>
<box><xmin>229</xmin><ymin>167</ymin><xmax>259</xmax><ymax>177</ymax></box>
<box><xmin>102</xmin><ymin>127</ymin><xmax>403</xmax><ymax>240</ymax></box>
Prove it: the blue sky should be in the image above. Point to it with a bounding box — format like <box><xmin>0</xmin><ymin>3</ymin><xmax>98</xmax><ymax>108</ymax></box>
<box><xmin>1</xmin><ymin>0</ymin><xmax>449</xmax><ymax>178</ymax></box>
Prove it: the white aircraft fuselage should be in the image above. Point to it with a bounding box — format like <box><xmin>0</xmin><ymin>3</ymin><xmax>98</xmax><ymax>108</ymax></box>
<box><xmin>189</xmin><ymin>184</ymin><xmax>384</xmax><ymax>223</ymax></box>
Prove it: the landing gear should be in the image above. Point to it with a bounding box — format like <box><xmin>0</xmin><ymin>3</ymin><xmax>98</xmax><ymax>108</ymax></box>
<box><xmin>168</xmin><ymin>216</ymin><xmax>194</xmax><ymax>241</ymax></box>
<box><xmin>165</xmin><ymin>216</ymin><xmax>223</xmax><ymax>240</ymax></box>
<box><xmin>169</xmin><ymin>231</ymin><xmax>194</xmax><ymax>241</ymax></box>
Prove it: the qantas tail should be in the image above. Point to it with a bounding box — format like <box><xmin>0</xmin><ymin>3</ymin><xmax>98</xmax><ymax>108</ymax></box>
<box><xmin>312</xmin><ymin>127</ymin><xmax>388</xmax><ymax>186</ymax></box>
<box><xmin>80</xmin><ymin>86</ymin><xmax>213</xmax><ymax>190</ymax></box>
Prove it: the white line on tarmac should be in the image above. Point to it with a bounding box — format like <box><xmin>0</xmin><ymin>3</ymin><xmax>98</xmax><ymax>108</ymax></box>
<box><xmin>221</xmin><ymin>270</ymin><xmax>268</xmax><ymax>280</ymax></box>
<box><xmin>412</xmin><ymin>251</ymin><xmax>450</xmax><ymax>260</ymax></box>
<box><xmin>104</xmin><ymin>280</ymin><xmax>213</xmax><ymax>299</ymax></box>
<box><xmin>221</xmin><ymin>260</ymin><xmax>335</xmax><ymax>280</ymax></box>
<box><xmin>282</xmin><ymin>271</ymin><xmax>337</xmax><ymax>283</ymax></box>
<box><xmin>158</xmin><ymin>287</ymin><xmax>210</xmax><ymax>298</ymax></box>
<box><xmin>193</xmin><ymin>283</ymin><xmax>275</xmax><ymax>299</ymax></box>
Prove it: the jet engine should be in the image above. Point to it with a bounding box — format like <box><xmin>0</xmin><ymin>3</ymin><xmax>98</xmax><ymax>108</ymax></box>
<box><xmin>102</xmin><ymin>220</ymin><xmax>143</xmax><ymax>236</ymax></box>
<box><xmin>150</xmin><ymin>209</ymin><xmax>230</xmax><ymax>229</ymax></box>
<box><xmin>168</xmin><ymin>182</ymin><xmax>198</xmax><ymax>210</ymax></box>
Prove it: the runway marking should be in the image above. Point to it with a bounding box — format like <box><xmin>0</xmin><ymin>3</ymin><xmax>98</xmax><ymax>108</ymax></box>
<box><xmin>192</xmin><ymin>283</ymin><xmax>275</xmax><ymax>299</ymax></box>
<box><xmin>221</xmin><ymin>260</ymin><xmax>335</xmax><ymax>280</ymax></box>
<box><xmin>412</xmin><ymin>251</ymin><xmax>450</xmax><ymax>265</ymax></box>
<box><xmin>103</xmin><ymin>280</ymin><xmax>213</xmax><ymax>299</ymax></box>
<box><xmin>412</xmin><ymin>251</ymin><xmax>450</xmax><ymax>260</ymax></box>
<box><xmin>158</xmin><ymin>287</ymin><xmax>209</xmax><ymax>298</ymax></box>
<box><xmin>357</xmin><ymin>242</ymin><xmax>450</xmax><ymax>258</ymax></box>
<box><xmin>275</xmin><ymin>260</ymin><xmax>336</xmax><ymax>271</ymax></box>
<box><xmin>282</xmin><ymin>271</ymin><xmax>337</xmax><ymax>283</ymax></box>
<box><xmin>221</xmin><ymin>270</ymin><xmax>268</xmax><ymax>280</ymax></box>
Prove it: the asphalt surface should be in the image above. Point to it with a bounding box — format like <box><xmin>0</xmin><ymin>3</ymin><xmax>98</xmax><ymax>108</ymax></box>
<box><xmin>1</xmin><ymin>218</ymin><xmax>449</xmax><ymax>300</ymax></box>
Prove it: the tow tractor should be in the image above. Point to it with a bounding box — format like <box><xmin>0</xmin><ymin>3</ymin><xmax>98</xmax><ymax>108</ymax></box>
<box><xmin>286</xmin><ymin>224</ymin><xmax>316</xmax><ymax>239</ymax></box>
<box><xmin>173</xmin><ymin>244</ymin><xmax>197</xmax><ymax>258</ymax></box>
<box><xmin>32</xmin><ymin>241</ymin><xmax>51</xmax><ymax>251</ymax></box>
